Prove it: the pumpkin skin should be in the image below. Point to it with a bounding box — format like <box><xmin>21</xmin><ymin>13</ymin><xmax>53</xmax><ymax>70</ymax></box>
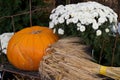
<box><xmin>7</xmin><ymin>26</ymin><xmax>58</xmax><ymax>71</ymax></box>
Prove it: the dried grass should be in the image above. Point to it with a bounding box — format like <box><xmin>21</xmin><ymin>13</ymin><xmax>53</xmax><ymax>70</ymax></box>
<box><xmin>39</xmin><ymin>37</ymin><xmax>120</xmax><ymax>80</ymax></box>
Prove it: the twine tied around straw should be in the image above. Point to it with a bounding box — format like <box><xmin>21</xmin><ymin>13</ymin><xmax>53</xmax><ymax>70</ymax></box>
<box><xmin>99</xmin><ymin>66</ymin><xmax>107</xmax><ymax>75</ymax></box>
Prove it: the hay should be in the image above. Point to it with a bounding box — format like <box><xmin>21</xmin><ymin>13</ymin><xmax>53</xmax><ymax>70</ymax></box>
<box><xmin>39</xmin><ymin>37</ymin><xmax>120</xmax><ymax>80</ymax></box>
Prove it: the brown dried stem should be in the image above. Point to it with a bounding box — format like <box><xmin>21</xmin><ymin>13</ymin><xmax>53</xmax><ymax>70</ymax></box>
<box><xmin>11</xmin><ymin>16</ymin><xmax>15</xmax><ymax>33</ymax></box>
<box><xmin>111</xmin><ymin>32</ymin><xmax>119</xmax><ymax>66</ymax></box>
<box><xmin>99</xmin><ymin>40</ymin><xmax>105</xmax><ymax>64</ymax></box>
<box><xmin>29</xmin><ymin>0</ymin><xmax>32</xmax><ymax>27</ymax></box>
<box><xmin>39</xmin><ymin>37</ymin><xmax>120</xmax><ymax>80</ymax></box>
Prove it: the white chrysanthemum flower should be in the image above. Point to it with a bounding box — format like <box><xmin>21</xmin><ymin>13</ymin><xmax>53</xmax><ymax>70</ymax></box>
<box><xmin>58</xmin><ymin>17</ymin><xmax>65</xmax><ymax>24</ymax></box>
<box><xmin>51</xmin><ymin>8</ymin><xmax>56</xmax><ymax>13</ymax></box>
<box><xmin>92</xmin><ymin>12</ymin><xmax>99</xmax><ymax>18</ymax></box>
<box><xmin>80</xmin><ymin>19</ymin><xmax>87</xmax><ymax>24</ymax></box>
<box><xmin>65</xmin><ymin>4</ymin><xmax>76</xmax><ymax>11</ymax></box>
<box><xmin>107</xmin><ymin>14</ymin><xmax>115</xmax><ymax>23</ymax></box>
<box><xmin>65</xmin><ymin>5</ymin><xmax>72</xmax><ymax>10</ymax></box>
<box><xmin>84</xmin><ymin>12</ymin><xmax>92</xmax><ymax>18</ymax></box>
<box><xmin>58</xmin><ymin>9</ymin><xmax>66</xmax><ymax>14</ymax></box>
<box><xmin>98</xmin><ymin>17</ymin><xmax>107</xmax><ymax>24</ymax></box>
<box><xmin>49</xmin><ymin>1</ymin><xmax>118</xmax><ymax>37</ymax></box>
<box><xmin>49</xmin><ymin>22</ymin><xmax>54</xmax><ymax>28</ymax></box>
<box><xmin>92</xmin><ymin>22</ymin><xmax>99</xmax><ymax>30</ymax></box>
<box><xmin>54</xmin><ymin>20</ymin><xmax>59</xmax><ymax>25</ymax></box>
<box><xmin>87</xmin><ymin>5</ymin><xmax>94</xmax><ymax>10</ymax></box>
<box><xmin>72</xmin><ymin>17</ymin><xmax>78</xmax><ymax>23</ymax></box>
<box><xmin>80</xmin><ymin>25</ymin><xmax>86</xmax><ymax>32</ymax></box>
<box><xmin>114</xmin><ymin>17</ymin><xmax>118</xmax><ymax>23</ymax></box>
<box><xmin>70</xmin><ymin>12</ymin><xmax>76</xmax><ymax>17</ymax></box>
<box><xmin>77</xmin><ymin>27</ymin><xmax>80</xmax><ymax>30</ymax></box>
<box><xmin>77</xmin><ymin>23</ymin><xmax>81</xmax><ymax>27</ymax></box>
<box><xmin>66</xmin><ymin>19</ymin><xmax>73</xmax><ymax>25</ymax></box>
<box><xmin>58</xmin><ymin>28</ymin><xmax>64</xmax><ymax>35</ymax></box>
<box><xmin>56</xmin><ymin>5</ymin><xmax>64</xmax><ymax>11</ymax></box>
<box><xmin>49</xmin><ymin>14</ymin><xmax>54</xmax><ymax>19</ymax></box>
<box><xmin>86</xmin><ymin>18</ymin><xmax>94</xmax><ymax>25</ymax></box>
<box><xmin>105</xmin><ymin>28</ymin><xmax>110</xmax><ymax>33</ymax></box>
<box><xmin>66</xmin><ymin>19</ymin><xmax>70</xmax><ymax>25</ymax></box>
<box><xmin>96</xmin><ymin>30</ymin><xmax>102</xmax><ymax>36</ymax></box>
<box><xmin>65</xmin><ymin>14</ymin><xmax>70</xmax><ymax>19</ymax></box>
<box><xmin>98</xmin><ymin>9</ymin><xmax>106</xmax><ymax>18</ymax></box>
<box><xmin>0</xmin><ymin>33</ymin><xmax>14</xmax><ymax>54</ymax></box>
<box><xmin>112</xmin><ymin>25</ymin><xmax>117</xmax><ymax>33</ymax></box>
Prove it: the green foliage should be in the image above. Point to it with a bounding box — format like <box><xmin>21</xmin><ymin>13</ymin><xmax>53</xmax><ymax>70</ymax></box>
<box><xmin>93</xmin><ymin>35</ymin><xmax>120</xmax><ymax>67</ymax></box>
<box><xmin>0</xmin><ymin>0</ymin><xmax>50</xmax><ymax>34</ymax></box>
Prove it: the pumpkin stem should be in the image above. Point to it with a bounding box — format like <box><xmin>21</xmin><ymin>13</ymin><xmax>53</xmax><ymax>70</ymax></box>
<box><xmin>32</xmin><ymin>31</ymin><xmax>41</xmax><ymax>34</ymax></box>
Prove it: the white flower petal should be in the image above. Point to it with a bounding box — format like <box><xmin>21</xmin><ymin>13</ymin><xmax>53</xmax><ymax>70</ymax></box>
<box><xmin>105</xmin><ymin>28</ymin><xmax>109</xmax><ymax>33</ymax></box>
<box><xmin>58</xmin><ymin>28</ymin><xmax>64</xmax><ymax>35</ymax></box>
<box><xmin>98</xmin><ymin>17</ymin><xmax>107</xmax><ymax>24</ymax></box>
<box><xmin>92</xmin><ymin>22</ymin><xmax>99</xmax><ymax>30</ymax></box>
<box><xmin>49</xmin><ymin>22</ymin><xmax>54</xmax><ymax>28</ymax></box>
<box><xmin>111</xmin><ymin>25</ymin><xmax>117</xmax><ymax>33</ymax></box>
<box><xmin>0</xmin><ymin>33</ymin><xmax>14</xmax><ymax>54</ymax></box>
<box><xmin>80</xmin><ymin>25</ymin><xmax>86</xmax><ymax>32</ymax></box>
<box><xmin>58</xmin><ymin>18</ymin><xmax>65</xmax><ymax>24</ymax></box>
<box><xmin>72</xmin><ymin>18</ymin><xmax>78</xmax><ymax>23</ymax></box>
<box><xmin>65</xmin><ymin>14</ymin><xmax>70</xmax><ymax>19</ymax></box>
<box><xmin>77</xmin><ymin>27</ymin><xmax>80</xmax><ymax>30</ymax></box>
<box><xmin>77</xmin><ymin>23</ymin><xmax>81</xmax><ymax>27</ymax></box>
<box><xmin>96</xmin><ymin>30</ymin><xmax>102</xmax><ymax>36</ymax></box>
<box><xmin>51</xmin><ymin>8</ymin><xmax>56</xmax><ymax>13</ymax></box>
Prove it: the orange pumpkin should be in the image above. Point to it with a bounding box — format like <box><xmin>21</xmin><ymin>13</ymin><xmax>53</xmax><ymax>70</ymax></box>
<box><xmin>7</xmin><ymin>26</ymin><xmax>58</xmax><ymax>71</ymax></box>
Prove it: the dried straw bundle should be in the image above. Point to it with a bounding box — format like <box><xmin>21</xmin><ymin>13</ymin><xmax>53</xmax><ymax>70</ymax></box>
<box><xmin>39</xmin><ymin>37</ymin><xmax>120</xmax><ymax>80</ymax></box>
